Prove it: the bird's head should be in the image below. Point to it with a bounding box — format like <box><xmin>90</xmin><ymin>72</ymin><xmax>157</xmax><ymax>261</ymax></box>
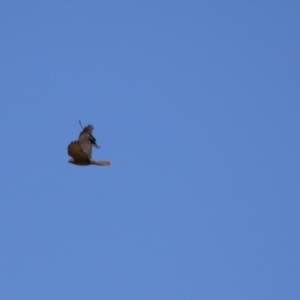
<box><xmin>89</xmin><ymin>135</ymin><xmax>101</xmax><ymax>149</ymax></box>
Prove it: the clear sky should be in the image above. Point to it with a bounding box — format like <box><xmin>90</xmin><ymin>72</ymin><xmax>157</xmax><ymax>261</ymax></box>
<box><xmin>1</xmin><ymin>1</ymin><xmax>299</xmax><ymax>299</ymax></box>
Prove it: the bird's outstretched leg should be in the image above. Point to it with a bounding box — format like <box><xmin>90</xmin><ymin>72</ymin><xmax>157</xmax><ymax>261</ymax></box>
<box><xmin>91</xmin><ymin>159</ymin><xmax>112</xmax><ymax>166</ymax></box>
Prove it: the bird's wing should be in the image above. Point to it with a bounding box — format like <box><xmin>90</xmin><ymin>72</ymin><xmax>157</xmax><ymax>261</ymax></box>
<box><xmin>79</xmin><ymin>140</ymin><xmax>93</xmax><ymax>159</ymax></box>
<box><xmin>78</xmin><ymin>124</ymin><xmax>94</xmax><ymax>142</ymax></box>
<box><xmin>68</xmin><ymin>141</ymin><xmax>90</xmax><ymax>163</ymax></box>
<box><xmin>78</xmin><ymin>124</ymin><xmax>98</xmax><ymax>157</ymax></box>
<box><xmin>90</xmin><ymin>159</ymin><xmax>112</xmax><ymax>166</ymax></box>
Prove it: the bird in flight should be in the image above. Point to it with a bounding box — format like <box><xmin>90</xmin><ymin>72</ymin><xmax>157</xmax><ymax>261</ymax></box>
<box><xmin>67</xmin><ymin>121</ymin><xmax>111</xmax><ymax>166</ymax></box>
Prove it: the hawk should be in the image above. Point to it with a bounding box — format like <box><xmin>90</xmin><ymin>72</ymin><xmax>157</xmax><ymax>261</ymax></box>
<box><xmin>68</xmin><ymin>121</ymin><xmax>111</xmax><ymax>166</ymax></box>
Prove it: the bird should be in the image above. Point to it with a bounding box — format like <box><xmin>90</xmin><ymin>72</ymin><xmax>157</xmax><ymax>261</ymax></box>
<box><xmin>67</xmin><ymin>121</ymin><xmax>112</xmax><ymax>166</ymax></box>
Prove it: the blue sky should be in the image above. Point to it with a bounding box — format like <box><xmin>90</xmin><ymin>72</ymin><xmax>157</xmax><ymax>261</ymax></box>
<box><xmin>1</xmin><ymin>1</ymin><xmax>299</xmax><ymax>299</ymax></box>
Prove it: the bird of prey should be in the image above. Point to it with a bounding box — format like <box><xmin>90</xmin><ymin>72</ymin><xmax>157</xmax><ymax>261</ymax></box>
<box><xmin>68</xmin><ymin>121</ymin><xmax>111</xmax><ymax>166</ymax></box>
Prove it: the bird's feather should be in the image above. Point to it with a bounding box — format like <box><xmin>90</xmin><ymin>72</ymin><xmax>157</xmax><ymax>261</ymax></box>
<box><xmin>78</xmin><ymin>124</ymin><xmax>99</xmax><ymax>157</ymax></box>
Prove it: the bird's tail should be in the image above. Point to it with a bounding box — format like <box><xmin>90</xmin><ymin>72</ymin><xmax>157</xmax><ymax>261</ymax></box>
<box><xmin>91</xmin><ymin>159</ymin><xmax>112</xmax><ymax>166</ymax></box>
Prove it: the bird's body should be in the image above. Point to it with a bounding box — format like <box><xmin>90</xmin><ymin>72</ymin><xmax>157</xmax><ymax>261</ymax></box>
<box><xmin>67</xmin><ymin>122</ymin><xmax>111</xmax><ymax>166</ymax></box>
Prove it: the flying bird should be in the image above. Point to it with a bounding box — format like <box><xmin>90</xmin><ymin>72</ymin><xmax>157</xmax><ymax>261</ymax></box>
<box><xmin>68</xmin><ymin>121</ymin><xmax>111</xmax><ymax>166</ymax></box>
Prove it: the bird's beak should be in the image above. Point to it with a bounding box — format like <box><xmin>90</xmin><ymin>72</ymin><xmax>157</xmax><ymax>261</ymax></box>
<box><xmin>94</xmin><ymin>143</ymin><xmax>101</xmax><ymax>149</ymax></box>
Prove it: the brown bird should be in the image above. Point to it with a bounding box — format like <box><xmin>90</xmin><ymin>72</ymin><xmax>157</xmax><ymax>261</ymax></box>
<box><xmin>68</xmin><ymin>122</ymin><xmax>111</xmax><ymax>166</ymax></box>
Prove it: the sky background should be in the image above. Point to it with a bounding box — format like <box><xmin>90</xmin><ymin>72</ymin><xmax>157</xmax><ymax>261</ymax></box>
<box><xmin>0</xmin><ymin>1</ymin><xmax>299</xmax><ymax>299</ymax></box>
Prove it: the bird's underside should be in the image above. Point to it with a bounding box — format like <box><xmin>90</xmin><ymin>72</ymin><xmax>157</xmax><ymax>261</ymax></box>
<box><xmin>67</xmin><ymin>123</ymin><xmax>111</xmax><ymax>167</ymax></box>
